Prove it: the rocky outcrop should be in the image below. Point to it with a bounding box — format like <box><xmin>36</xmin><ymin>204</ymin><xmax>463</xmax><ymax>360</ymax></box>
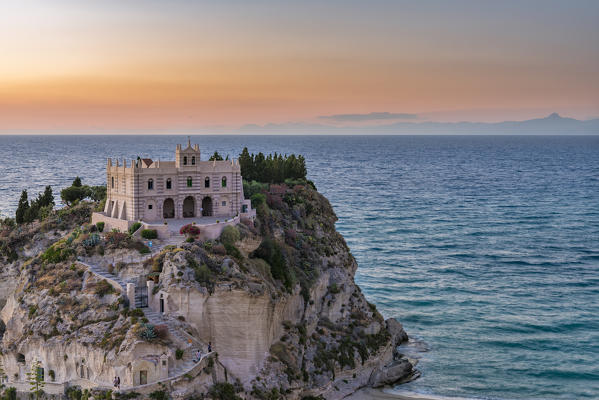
<box><xmin>0</xmin><ymin>185</ymin><xmax>415</xmax><ymax>399</ymax></box>
<box><xmin>147</xmin><ymin>183</ymin><xmax>416</xmax><ymax>398</ymax></box>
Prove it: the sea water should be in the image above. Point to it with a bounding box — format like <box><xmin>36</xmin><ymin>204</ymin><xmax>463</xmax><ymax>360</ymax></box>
<box><xmin>1</xmin><ymin>135</ymin><xmax>598</xmax><ymax>400</ymax></box>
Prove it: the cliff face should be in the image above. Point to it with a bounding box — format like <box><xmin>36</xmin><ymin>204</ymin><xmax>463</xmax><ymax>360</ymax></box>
<box><xmin>152</xmin><ymin>183</ymin><xmax>415</xmax><ymax>398</ymax></box>
<box><xmin>0</xmin><ymin>185</ymin><xmax>415</xmax><ymax>399</ymax></box>
<box><xmin>0</xmin><ymin>204</ymin><xmax>176</xmax><ymax>392</ymax></box>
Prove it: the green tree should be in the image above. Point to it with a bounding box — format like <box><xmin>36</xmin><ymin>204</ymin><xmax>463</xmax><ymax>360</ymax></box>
<box><xmin>209</xmin><ymin>151</ymin><xmax>224</xmax><ymax>161</ymax></box>
<box><xmin>237</xmin><ymin>149</ymin><xmax>307</xmax><ymax>183</ymax></box>
<box><xmin>15</xmin><ymin>190</ymin><xmax>29</xmax><ymax>224</ymax></box>
<box><xmin>88</xmin><ymin>185</ymin><xmax>106</xmax><ymax>202</ymax></box>
<box><xmin>72</xmin><ymin>176</ymin><xmax>82</xmax><ymax>187</ymax></box>
<box><xmin>26</xmin><ymin>360</ymin><xmax>45</xmax><ymax>400</ymax></box>
<box><xmin>39</xmin><ymin>186</ymin><xmax>54</xmax><ymax>208</ymax></box>
<box><xmin>250</xmin><ymin>193</ymin><xmax>266</xmax><ymax>208</ymax></box>
<box><xmin>60</xmin><ymin>186</ymin><xmax>87</xmax><ymax>206</ymax></box>
<box><xmin>238</xmin><ymin>147</ymin><xmax>253</xmax><ymax>181</ymax></box>
<box><xmin>23</xmin><ymin>205</ymin><xmax>39</xmax><ymax>223</ymax></box>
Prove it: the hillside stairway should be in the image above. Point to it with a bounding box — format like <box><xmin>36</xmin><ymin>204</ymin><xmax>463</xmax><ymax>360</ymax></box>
<box><xmin>77</xmin><ymin>258</ymin><xmax>207</xmax><ymax>380</ymax></box>
<box><xmin>77</xmin><ymin>259</ymin><xmax>130</xmax><ymax>292</ymax></box>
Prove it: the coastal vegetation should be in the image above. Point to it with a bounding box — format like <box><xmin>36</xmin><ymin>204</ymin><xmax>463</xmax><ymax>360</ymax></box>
<box><xmin>238</xmin><ymin>147</ymin><xmax>307</xmax><ymax>184</ymax></box>
<box><xmin>60</xmin><ymin>177</ymin><xmax>106</xmax><ymax>207</ymax></box>
<box><xmin>15</xmin><ymin>185</ymin><xmax>54</xmax><ymax>224</ymax></box>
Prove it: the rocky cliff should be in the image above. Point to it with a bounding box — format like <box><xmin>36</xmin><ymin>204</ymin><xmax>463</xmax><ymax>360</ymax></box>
<box><xmin>149</xmin><ymin>183</ymin><xmax>416</xmax><ymax>398</ymax></box>
<box><xmin>0</xmin><ymin>184</ymin><xmax>416</xmax><ymax>399</ymax></box>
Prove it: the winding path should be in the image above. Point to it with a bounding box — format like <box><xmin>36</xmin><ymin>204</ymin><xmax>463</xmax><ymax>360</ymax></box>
<box><xmin>76</xmin><ymin>257</ymin><xmax>207</xmax><ymax>383</ymax></box>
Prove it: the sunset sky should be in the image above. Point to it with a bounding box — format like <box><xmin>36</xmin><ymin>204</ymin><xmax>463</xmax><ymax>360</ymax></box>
<box><xmin>1</xmin><ymin>0</ymin><xmax>598</xmax><ymax>133</ymax></box>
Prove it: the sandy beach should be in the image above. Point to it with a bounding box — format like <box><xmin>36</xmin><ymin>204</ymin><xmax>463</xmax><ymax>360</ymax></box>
<box><xmin>346</xmin><ymin>387</ymin><xmax>473</xmax><ymax>400</ymax></box>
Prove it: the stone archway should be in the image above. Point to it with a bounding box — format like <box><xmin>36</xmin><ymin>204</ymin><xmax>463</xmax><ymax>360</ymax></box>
<box><xmin>183</xmin><ymin>196</ymin><xmax>195</xmax><ymax>218</ymax></box>
<box><xmin>163</xmin><ymin>198</ymin><xmax>175</xmax><ymax>219</ymax></box>
<box><xmin>202</xmin><ymin>197</ymin><xmax>213</xmax><ymax>216</ymax></box>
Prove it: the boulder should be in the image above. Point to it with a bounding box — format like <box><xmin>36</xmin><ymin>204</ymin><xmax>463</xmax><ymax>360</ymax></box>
<box><xmin>386</xmin><ymin>318</ymin><xmax>408</xmax><ymax>345</ymax></box>
<box><xmin>369</xmin><ymin>358</ymin><xmax>413</xmax><ymax>387</ymax></box>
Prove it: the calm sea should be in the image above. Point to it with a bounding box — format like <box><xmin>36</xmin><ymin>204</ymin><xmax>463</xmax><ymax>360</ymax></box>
<box><xmin>1</xmin><ymin>135</ymin><xmax>598</xmax><ymax>400</ymax></box>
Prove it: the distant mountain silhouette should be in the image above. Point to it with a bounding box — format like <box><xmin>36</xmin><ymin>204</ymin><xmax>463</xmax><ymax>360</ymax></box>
<box><xmin>240</xmin><ymin>113</ymin><xmax>599</xmax><ymax>135</ymax></box>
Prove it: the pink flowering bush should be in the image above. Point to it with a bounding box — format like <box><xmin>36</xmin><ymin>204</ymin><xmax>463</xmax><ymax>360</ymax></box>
<box><xmin>180</xmin><ymin>224</ymin><xmax>201</xmax><ymax>238</ymax></box>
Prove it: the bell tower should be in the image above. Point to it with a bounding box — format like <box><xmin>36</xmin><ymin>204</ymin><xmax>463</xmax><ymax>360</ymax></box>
<box><xmin>175</xmin><ymin>137</ymin><xmax>201</xmax><ymax>168</ymax></box>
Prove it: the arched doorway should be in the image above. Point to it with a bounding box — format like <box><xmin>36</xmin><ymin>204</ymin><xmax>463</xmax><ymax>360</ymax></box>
<box><xmin>183</xmin><ymin>196</ymin><xmax>195</xmax><ymax>218</ymax></box>
<box><xmin>163</xmin><ymin>198</ymin><xmax>175</xmax><ymax>218</ymax></box>
<box><xmin>202</xmin><ymin>197</ymin><xmax>213</xmax><ymax>216</ymax></box>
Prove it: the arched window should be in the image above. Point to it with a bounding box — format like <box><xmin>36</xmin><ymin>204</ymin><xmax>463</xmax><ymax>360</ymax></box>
<box><xmin>111</xmin><ymin>176</ymin><xmax>114</xmax><ymax>188</ymax></box>
<box><xmin>187</xmin><ymin>176</ymin><xmax>193</xmax><ymax>187</ymax></box>
<box><xmin>204</xmin><ymin>177</ymin><xmax>210</xmax><ymax>188</ymax></box>
<box><xmin>221</xmin><ymin>176</ymin><xmax>227</xmax><ymax>187</ymax></box>
<box><xmin>192</xmin><ymin>156</ymin><xmax>196</xmax><ymax>165</ymax></box>
<box><xmin>166</xmin><ymin>178</ymin><xmax>172</xmax><ymax>189</ymax></box>
<box><xmin>147</xmin><ymin>179</ymin><xmax>154</xmax><ymax>190</ymax></box>
<box><xmin>183</xmin><ymin>156</ymin><xmax>188</xmax><ymax>165</ymax></box>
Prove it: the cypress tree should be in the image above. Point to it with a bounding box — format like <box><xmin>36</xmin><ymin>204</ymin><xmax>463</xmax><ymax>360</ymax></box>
<box><xmin>239</xmin><ymin>147</ymin><xmax>253</xmax><ymax>180</ymax></box>
<box><xmin>39</xmin><ymin>185</ymin><xmax>54</xmax><ymax>208</ymax></box>
<box><xmin>15</xmin><ymin>190</ymin><xmax>29</xmax><ymax>224</ymax></box>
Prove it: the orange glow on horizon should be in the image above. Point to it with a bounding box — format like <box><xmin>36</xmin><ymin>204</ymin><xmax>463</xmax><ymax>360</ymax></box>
<box><xmin>1</xmin><ymin>1</ymin><xmax>597</xmax><ymax>132</ymax></box>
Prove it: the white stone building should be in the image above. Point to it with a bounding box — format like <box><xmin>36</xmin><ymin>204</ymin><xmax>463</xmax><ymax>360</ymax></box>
<box><xmin>93</xmin><ymin>141</ymin><xmax>253</xmax><ymax>233</ymax></box>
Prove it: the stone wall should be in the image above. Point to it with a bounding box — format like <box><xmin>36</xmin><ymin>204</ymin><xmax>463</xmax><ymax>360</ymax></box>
<box><xmin>91</xmin><ymin>212</ymin><xmax>132</xmax><ymax>233</ymax></box>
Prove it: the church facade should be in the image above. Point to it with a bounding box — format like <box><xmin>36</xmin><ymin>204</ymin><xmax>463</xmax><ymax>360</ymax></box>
<box><xmin>100</xmin><ymin>141</ymin><xmax>251</xmax><ymax>224</ymax></box>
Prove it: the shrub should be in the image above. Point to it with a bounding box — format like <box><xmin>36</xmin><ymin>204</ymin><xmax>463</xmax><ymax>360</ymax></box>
<box><xmin>129</xmin><ymin>308</ymin><xmax>145</xmax><ymax>318</ymax></box>
<box><xmin>329</xmin><ymin>283</ymin><xmax>340</xmax><ymax>294</ymax></box>
<box><xmin>224</xmin><ymin>243</ymin><xmax>242</xmax><ymax>260</ymax></box>
<box><xmin>252</xmin><ymin>238</ymin><xmax>293</xmax><ymax>291</ymax></box>
<box><xmin>175</xmin><ymin>349</ymin><xmax>184</xmax><ymax>360</ymax></box>
<box><xmin>220</xmin><ymin>225</ymin><xmax>240</xmax><ymax>246</ymax></box>
<box><xmin>82</xmin><ymin>233</ymin><xmax>100</xmax><ymax>247</ymax></box>
<box><xmin>41</xmin><ymin>243</ymin><xmax>74</xmax><ymax>264</ymax></box>
<box><xmin>129</xmin><ymin>222</ymin><xmax>142</xmax><ymax>234</ymax></box>
<box><xmin>194</xmin><ymin>264</ymin><xmax>212</xmax><ymax>284</ymax></box>
<box><xmin>138</xmin><ymin>246</ymin><xmax>150</xmax><ymax>254</ymax></box>
<box><xmin>105</xmin><ymin>231</ymin><xmax>129</xmax><ymax>246</ymax></box>
<box><xmin>149</xmin><ymin>391</ymin><xmax>168</xmax><ymax>400</ymax></box>
<box><xmin>138</xmin><ymin>323</ymin><xmax>157</xmax><ymax>340</ymax></box>
<box><xmin>96</xmin><ymin>221</ymin><xmax>105</xmax><ymax>232</ymax></box>
<box><xmin>141</xmin><ymin>229</ymin><xmax>158</xmax><ymax>239</ymax></box>
<box><xmin>154</xmin><ymin>325</ymin><xmax>168</xmax><ymax>340</ymax></box>
<box><xmin>4</xmin><ymin>387</ymin><xmax>17</xmax><ymax>400</ymax></box>
<box><xmin>209</xmin><ymin>383</ymin><xmax>242</xmax><ymax>400</ymax></box>
<box><xmin>250</xmin><ymin>193</ymin><xmax>266</xmax><ymax>208</ymax></box>
<box><xmin>180</xmin><ymin>224</ymin><xmax>200</xmax><ymax>238</ymax></box>
<box><xmin>94</xmin><ymin>280</ymin><xmax>115</xmax><ymax>297</ymax></box>
<box><xmin>212</xmin><ymin>244</ymin><xmax>226</xmax><ymax>255</ymax></box>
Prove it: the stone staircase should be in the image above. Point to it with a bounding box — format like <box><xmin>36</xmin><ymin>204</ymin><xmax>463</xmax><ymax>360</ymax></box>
<box><xmin>143</xmin><ymin>309</ymin><xmax>186</xmax><ymax>343</ymax></box>
<box><xmin>143</xmin><ymin>309</ymin><xmax>204</xmax><ymax>377</ymax></box>
<box><xmin>77</xmin><ymin>259</ymin><xmax>129</xmax><ymax>292</ymax></box>
<box><xmin>78</xmin><ymin>258</ymin><xmax>206</xmax><ymax>380</ymax></box>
